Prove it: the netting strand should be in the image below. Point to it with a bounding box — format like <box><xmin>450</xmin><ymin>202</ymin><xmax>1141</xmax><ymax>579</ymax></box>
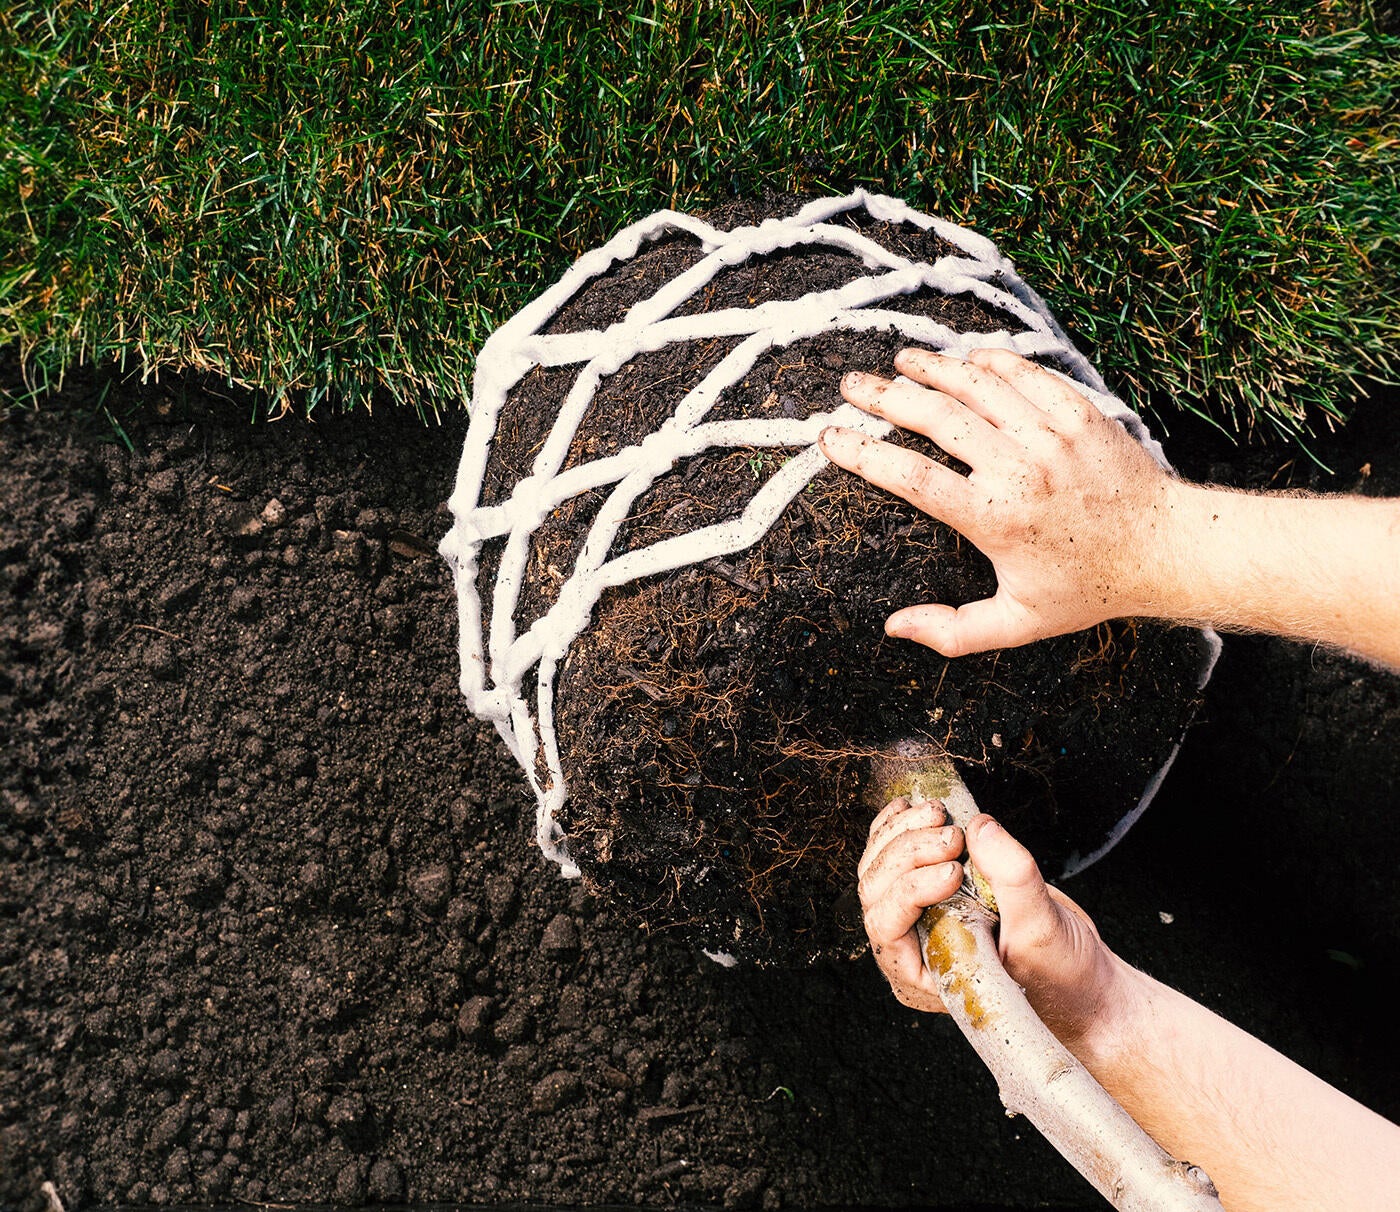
<box><xmin>439</xmin><ymin>190</ymin><xmax>1202</xmax><ymax>877</ymax></box>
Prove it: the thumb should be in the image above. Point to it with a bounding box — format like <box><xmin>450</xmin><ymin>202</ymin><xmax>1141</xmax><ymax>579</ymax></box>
<box><xmin>886</xmin><ymin>592</ymin><xmax>1043</xmax><ymax>657</ymax></box>
<box><xmin>964</xmin><ymin>814</ymin><xmax>1062</xmax><ymax>951</ymax></box>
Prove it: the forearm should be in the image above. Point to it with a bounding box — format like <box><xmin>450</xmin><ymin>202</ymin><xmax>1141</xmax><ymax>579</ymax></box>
<box><xmin>1148</xmin><ymin>483</ymin><xmax>1400</xmax><ymax>669</ymax></box>
<box><xmin>1073</xmin><ymin>960</ymin><xmax>1400</xmax><ymax>1212</ymax></box>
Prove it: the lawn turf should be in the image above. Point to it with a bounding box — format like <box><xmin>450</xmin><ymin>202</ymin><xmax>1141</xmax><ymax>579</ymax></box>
<box><xmin>2</xmin><ymin>0</ymin><xmax>1397</xmax><ymax>440</ymax></box>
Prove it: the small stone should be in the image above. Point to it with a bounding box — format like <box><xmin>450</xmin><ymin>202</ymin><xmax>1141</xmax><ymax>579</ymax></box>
<box><xmin>492</xmin><ymin>1002</ymin><xmax>533</xmax><ymax>1046</ymax></box>
<box><xmin>410</xmin><ymin>863</ymin><xmax>453</xmax><ymax>913</ymax></box>
<box><xmin>148</xmin><ymin>1100</ymin><xmax>189</xmax><ymax>1150</ymax></box>
<box><xmin>485</xmin><ymin>874</ymin><xmax>517</xmax><ymax>923</ymax></box>
<box><xmin>163</xmin><ymin>1148</ymin><xmax>191</xmax><ymax>1184</ymax></box>
<box><xmin>266</xmin><ymin>1093</ymin><xmax>294</xmax><ymax>1131</ymax></box>
<box><xmin>325</xmin><ymin>1092</ymin><xmax>366</xmax><ymax>1130</ymax></box>
<box><xmin>147</xmin><ymin>468</ymin><xmax>182</xmax><ymax>503</ymax></box>
<box><xmin>149</xmin><ymin>1048</ymin><xmax>183</xmax><ymax>1081</ymax></box>
<box><xmin>174</xmin><ymin>742</ymin><xmax>209</xmax><ymax>772</ymax></box>
<box><xmin>142</xmin><ymin>639</ymin><xmax>180</xmax><ymax>680</ymax></box>
<box><xmin>299</xmin><ymin>861</ymin><xmax>328</xmax><ymax>896</ymax></box>
<box><xmin>260</xmin><ymin>498</ymin><xmax>288</xmax><ymax>528</ymax></box>
<box><xmin>531</xmin><ymin>1070</ymin><xmax>581</xmax><ymax>1114</ymax></box>
<box><xmin>541</xmin><ymin>912</ymin><xmax>580</xmax><ymax>959</ymax></box>
<box><xmin>456</xmin><ymin>995</ymin><xmax>496</xmax><ymax>1042</ymax></box>
<box><xmin>445</xmin><ymin>895</ymin><xmax>473</xmax><ymax>929</ymax></box>
<box><xmin>354</xmin><ymin>507</ymin><xmax>387</xmax><ymax>537</ymax></box>
<box><xmin>366</xmin><ymin>1159</ymin><xmax>403</xmax><ymax>1201</ymax></box>
<box><xmin>228</xmin><ymin>587</ymin><xmax>262</xmax><ymax>620</ymax></box>
<box><xmin>330</xmin><ymin>530</ymin><xmax>366</xmax><ymax>569</ymax></box>
<box><xmin>602</xmin><ymin>1064</ymin><xmax>635</xmax><ymax>1091</ymax></box>
<box><xmin>156</xmin><ymin>581</ymin><xmax>202</xmax><ymax>615</ymax></box>
<box><xmin>555</xmin><ymin>985</ymin><xmax>587</xmax><ymax>1031</ymax></box>
<box><xmin>334</xmin><ymin>1161</ymin><xmax>364</xmax><ymax>1202</ymax></box>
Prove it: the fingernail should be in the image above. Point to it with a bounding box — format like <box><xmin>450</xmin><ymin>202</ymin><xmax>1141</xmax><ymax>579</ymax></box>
<box><xmin>885</xmin><ymin>616</ymin><xmax>911</xmax><ymax>639</ymax></box>
<box><xmin>820</xmin><ymin>426</ymin><xmax>855</xmax><ymax>454</ymax></box>
<box><xmin>843</xmin><ymin>370</ymin><xmax>866</xmax><ymax>387</ymax></box>
<box><xmin>973</xmin><ymin>816</ymin><xmax>1001</xmax><ymax>841</ymax></box>
<box><xmin>938</xmin><ymin>861</ymin><xmax>961</xmax><ymax>881</ymax></box>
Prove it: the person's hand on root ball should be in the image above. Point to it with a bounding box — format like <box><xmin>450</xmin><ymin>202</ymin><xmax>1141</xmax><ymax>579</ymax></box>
<box><xmin>858</xmin><ymin>794</ymin><xmax>1126</xmax><ymax>1051</ymax></box>
<box><xmin>820</xmin><ymin>346</ymin><xmax>1400</xmax><ymax>669</ymax></box>
<box><xmin>818</xmin><ymin>347</ymin><xmax>1181</xmax><ymax>657</ymax></box>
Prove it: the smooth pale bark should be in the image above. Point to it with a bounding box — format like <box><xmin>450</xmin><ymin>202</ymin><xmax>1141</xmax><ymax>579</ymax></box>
<box><xmin>870</xmin><ymin>749</ymin><xmax>1222</xmax><ymax>1212</ymax></box>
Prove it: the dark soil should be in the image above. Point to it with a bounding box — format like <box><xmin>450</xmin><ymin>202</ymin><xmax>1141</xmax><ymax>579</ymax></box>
<box><xmin>4</xmin><ymin>342</ymin><xmax>1400</xmax><ymax>1206</ymax></box>
<box><xmin>481</xmin><ymin>200</ymin><xmax>1207</xmax><ymax>961</ymax></box>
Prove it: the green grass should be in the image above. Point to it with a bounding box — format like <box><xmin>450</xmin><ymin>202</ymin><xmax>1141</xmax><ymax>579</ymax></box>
<box><xmin>2</xmin><ymin>0</ymin><xmax>1397</xmax><ymax>440</ymax></box>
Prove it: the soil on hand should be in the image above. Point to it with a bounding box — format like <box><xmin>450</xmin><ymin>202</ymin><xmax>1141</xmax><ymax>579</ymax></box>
<box><xmin>480</xmin><ymin>197</ymin><xmax>1208</xmax><ymax>961</ymax></box>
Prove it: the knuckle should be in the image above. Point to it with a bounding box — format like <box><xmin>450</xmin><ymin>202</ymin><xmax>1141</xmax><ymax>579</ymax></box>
<box><xmin>899</xmin><ymin>459</ymin><xmax>937</xmax><ymax>502</ymax></box>
<box><xmin>1002</xmin><ymin>845</ymin><xmax>1042</xmax><ymax>888</ymax></box>
<box><xmin>1065</xmin><ymin>391</ymin><xmax>1102</xmax><ymax>426</ymax></box>
<box><xmin>938</xmin><ymin>627</ymin><xmax>969</xmax><ymax>659</ymax></box>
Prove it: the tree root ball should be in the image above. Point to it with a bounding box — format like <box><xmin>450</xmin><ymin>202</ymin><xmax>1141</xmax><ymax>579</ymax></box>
<box><xmin>449</xmin><ymin>192</ymin><xmax>1212</xmax><ymax>963</ymax></box>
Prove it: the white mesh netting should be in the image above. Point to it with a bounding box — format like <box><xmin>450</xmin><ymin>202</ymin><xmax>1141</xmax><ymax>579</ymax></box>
<box><xmin>439</xmin><ymin>189</ymin><xmax>1217</xmax><ymax>880</ymax></box>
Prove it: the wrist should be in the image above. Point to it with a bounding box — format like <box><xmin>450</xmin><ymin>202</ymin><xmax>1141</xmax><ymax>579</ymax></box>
<box><xmin>1058</xmin><ymin>952</ymin><xmax>1153</xmax><ymax>1077</ymax></box>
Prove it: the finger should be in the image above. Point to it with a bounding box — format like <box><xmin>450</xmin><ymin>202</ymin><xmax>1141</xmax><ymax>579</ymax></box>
<box><xmin>894</xmin><ymin>348</ymin><xmax>1051</xmax><ymax>437</ymax></box>
<box><xmin>818</xmin><ymin>427</ymin><xmax>973</xmax><ymax>528</ymax></box>
<box><xmin>873</xmin><ymin>932</ymin><xmax>947</xmax><ymax>1014</ymax></box>
<box><xmin>965</xmin><ymin>348</ymin><xmax>1100</xmax><ymax>431</ymax></box>
<box><xmin>886</xmin><ymin>593</ymin><xmax>1051</xmax><ymax>657</ymax></box>
<box><xmin>863</xmin><ymin>862</ymin><xmax>964</xmax><ymax>948</ymax></box>
<box><xmin>964</xmin><ymin>815</ymin><xmax>1063</xmax><ymax>952</ymax></box>
<box><xmin>863</xmin><ymin>796</ymin><xmax>948</xmax><ymax>873</ymax></box>
<box><xmin>841</xmin><ymin>370</ymin><xmax>1013</xmax><ymax>467</ymax></box>
<box><xmin>858</xmin><ymin>824</ymin><xmax>964</xmax><ymax>910</ymax></box>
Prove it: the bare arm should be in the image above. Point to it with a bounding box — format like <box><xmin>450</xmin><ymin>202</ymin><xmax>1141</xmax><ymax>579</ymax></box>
<box><xmin>818</xmin><ymin>347</ymin><xmax>1400</xmax><ymax>668</ymax></box>
<box><xmin>860</xmin><ymin>799</ymin><xmax>1400</xmax><ymax>1211</ymax></box>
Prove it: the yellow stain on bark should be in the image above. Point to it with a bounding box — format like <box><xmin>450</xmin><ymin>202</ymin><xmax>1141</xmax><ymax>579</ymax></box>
<box><xmin>921</xmin><ymin>905</ymin><xmax>996</xmax><ymax>1031</ymax></box>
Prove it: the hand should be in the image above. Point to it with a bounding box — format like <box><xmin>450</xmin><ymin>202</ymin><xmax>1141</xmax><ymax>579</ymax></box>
<box><xmin>818</xmin><ymin>347</ymin><xmax>1181</xmax><ymax>656</ymax></box>
<box><xmin>858</xmin><ymin>795</ymin><xmax>1126</xmax><ymax>1051</ymax></box>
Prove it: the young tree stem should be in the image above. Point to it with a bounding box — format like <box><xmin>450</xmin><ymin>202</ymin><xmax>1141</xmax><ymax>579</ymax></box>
<box><xmin>870</xmin><ymin>746</ymin><xmax>1222</xmax><ymax>1211</ymax></box>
